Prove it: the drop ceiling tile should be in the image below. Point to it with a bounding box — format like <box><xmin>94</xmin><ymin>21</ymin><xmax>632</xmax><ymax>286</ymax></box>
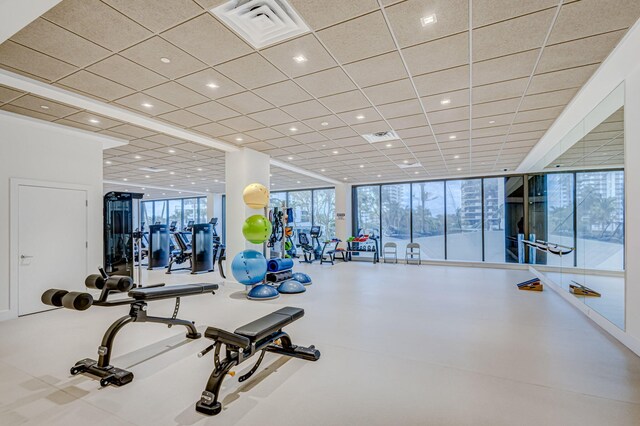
<box><xmin>343</xmin><ymin>51</ymin><xmax>409</xmax><ymax>89</ymax></box>
<box><xmin>186</xmin><ymin>100</ymin><xmax>240</xmax><ymax>121</ymax></box>
<box><xmin>114</xmin><ymin>92</ymin><xmax>178</xmax><ymax>115</ymax></box>
<box><xmin>99</xmin><ymin>130</ymin><xmax>136</xmax><ymax>141</ymax></box>
<box><xmin>364</xmin><ymin>79</ymin><xmax>416</xmax><ymax>105</ymax></box>
<box><xmin>246</xmin><ymin>127</ymin><xmax>284</xmax><ymax>141</ymax></box>
<box><xmin>56</xmin><ymin>70</ymin><xmax>135</xmax><ymax>101</ymax></box>
<box><xmin>261</xmin><ymin>34</ymin><xmax>337</xmax><ymax>78</ymax></box>
<box><xmin>513</xmin><ymin>106</ymin><xmax>562</xmax><ymax>124</ymax></box>
<box><xmin>248</xmin><ymin>108</ymin><xmax>295</xmax><ymax>126</ymax></box>
<box><xmin>472</xmin><ymin>78</ymin><xmax>528</xmax><ymax>105</ymax></box>
<box><xmin>321</xmin><ymin>127</ymin><xmax>359</xmax><ymax>139</ymax></box>
<box><xmin>430</xmin><ymin>107</ymin><xmax>469</xmax><ymax>125</ymax></box>
<box><xmin>281</xmin><ymin>100</ymin><xmax>332</xmax><ymax>120</ymax></box>
<box><xmin>473</xmin><ymin>98</ymin><xmax>520</xmax><ymax>118</ymax></box>
<box><xmin>295</xmin><ymin>67</ymin><xmax>356</xmax><ymax>98</ymax></box>
<box><xmin>397</xmin><ymin>126</ymin><xmax>432</xmax><ymax>139</ymax></box>
<box><xmin>317</xmin><ymin>11</ymin><xmax>396</xmax><ymax>64</ymax></box>
<box><xmin>351</xmin><ymin>120</ymin><xmax>392</xmax><ymax>135</ymax></box>
<box><xmin>403</xmin><ymin>33</ymin><xmax>468</xmax><ymax>76</ymax></box>
<box><xmin>376</xmin><ymin>99</ymin><xmax>422</xmax><ymax>119</ymax></box>
<box><xmin>109</xmin><ymin>124</ymin><xmax>157</xmax><ymax>138</ymax></box>
<box><xmin>176</xmin><ymin>68</ymin><xmax>244</xmax><ymax>99</ymax></box>
<box><xmin>272</xmin><ymin>122</ymin><xmax>313</xmax><ymax>135</ymax></box>
<box><xmin>11</xmin><ymin>94</ymin><xmax>79</xmax><ymax>118</ymax></box>
<box><xmin>254</xmin><ymin>80</ymin><xmax>312</xmax><ymax>107</ymax></box>
<box><xmin>63</xmin><ymin>111</ymin><xmax>122</xmax><ymax>129</ymax></box>
<box><xmin>162</xmin><ymin>13</ymin><xmax>252</xmax><ymax>65</ymax></box>
<box><xmin>121</xmin><ymin>37</ymin><xmax>207</xmax><ymax>79</ymax></box>
<box><xmin>473</xmin><ymin>9</ymin><xmax>555</xmax><ymax>61</ymax></box>
<box><xmin>423</xmin><ymin>89</ymin><xmax>469</xmax><ymax>112</ymax></box>
<box><xmin>54</xmin><ymin>118</ymin><xmax>101</xmax><ymax>132</ymax></box>
<box><xmin>528</xmin><ymin>64</ymin><xmax>598</xmax><ymax>95</ymax></box>
<box><xmin>268</xmin><ymin>137</ymin><xmax>300</xmax><ymax>148</ymax></box>
<box><xmin>243</xmin><ymin>141</ymin><xmax>276</xmax><ymax>151</ymax></box>
<box><xmin>413</xmin><ymin>65</ymin><xmax>470</xmax><ymax>97</ymax></box>
<box><xmin>219</xmin><ymin>133</ymin><xmax>257</xmax><ymax>144</ymax></box>
<box><xmin>386</xmin><ymin>0</ymin><xmax>469</xmax><ymax>48</ymax></box>
<box><xmin>218</xmin><ymin>116</ymin><xmax>264</xmax><ymax>132</ymax></box>
<box><xmin>304</xmin><ymin>115</ymin><xmax>347</xmax><ymax>130</ymax></box>
<box><xmin>510</xmin><ymin>119</ymin><xmax>554</xmax><ymax>134</ymax></box>
<box><xmin>10</xmin><ymin>18</ymin><xmax>110</xmax><ymax>68</ymax></box>
<box><xmin>215</xmin><ymin>53</ymin><xmax>287</xmax><ymax>89</ymax></box>
<box><xmin>319</xmin><ymin>90</ymin><xmax>372</xmax><ymax>113</ymax></box>
<box><xmin>1</xmin><ymin>104</ymin><xmax>56</xmax><ymax>121</ymax></box>
<box><xmin>144</xmin><ymin>134</ymin><xmax>189</xmax><ymax>146</ymax></box>
<box><xmin>0</xmin><ymin>85</ymin><xmax>24</xmax><ymax>104</ymax></box>
<box><xmin>157</xmin><ymin>109</ymin><xmax>210</xmax><ymax>127</ymax></box>
<box><xmin>473</xmin><ymin>50</ymin><xmax>538</xmax><ymax>86</ymax></box>
<box><xmin>102</xmin><ymin>0</ymin><xmax>203</xmax><ymax>33</ymax></box>
<box><xmin>289</xmin><ymin>0</ymin><xmax>379</xmax><ymax>30</ymax></box>
<box><xmin>43</xmin><ymin>0</ymin><xmax>151</xmax><ymax>51</ymax></box>
<box><xmin>217</xmin><ymin>92</ymin><xmax>273</xmax><ymax>114</ymax></box>
<box><xmin>472</xmin><ymin>113</ymin><xmax>514</xmax><ymax>129</ymax></box>
<box><xmin>387</xmin><ymin>114</ymin><xmax>429</xmax><ymax>130</ymax></box>
<box><xmin>537</xmin><ymin>30</ymin><xmax>625</xmax><ymax>74</ymax></box>
<box><xmin>292</xmin><ymin>132</ymin><xmax>328</xmax><ymax>144</ymax></box>
<box><xmin>143</xmin><ymin>81</ymin><xmax>210</xmax><ymax>108</ymax></box>
<box><xmin>548</xmin><ymin>0</ymin><xmax>640</xmax><ymax>45</ymax></box>
<box><xmin>337</xmin><ymin>108</ymin><xmax>383</xmax><ymax>125</ymax></box>
<box><xmin>520</xmin><ymin>88</ymin><xmax>578</xmax><ymax>111</ymax></box>
<box><xmin>88</xmin><ymin>55</ymin><xmax>167</xmax><ymax>90</ymax></box>
<box><xmin>0</xmin><ymin>41</ymin><xmax>76</xmax><ymax>82</ymax></box>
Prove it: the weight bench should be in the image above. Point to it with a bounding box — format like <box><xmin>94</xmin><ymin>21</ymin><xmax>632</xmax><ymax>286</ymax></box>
<box><xmin>195</xmin><ymin>307</ymin><xmax>320</xmax><ymax>415</ymax></box>
<box><xmin>41</xmin><ymin>269</ymin><xmax>218</xmax><ymax>387</ymax></box>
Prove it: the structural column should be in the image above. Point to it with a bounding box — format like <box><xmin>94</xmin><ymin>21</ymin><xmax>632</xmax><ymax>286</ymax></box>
<box><xmin>334</xmin><ymin>183</ymin><xmax>352</xmax><ymax>241</ymax></box>
<box><xmin>224</xmin><ymin>148</ymin><xmax>270</xmax><ymax>277</ymax></box>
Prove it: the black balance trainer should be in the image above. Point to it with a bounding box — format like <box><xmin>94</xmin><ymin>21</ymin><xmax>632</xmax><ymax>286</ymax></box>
<box><xmin>41</xmin><ymin>269</ymin><xmax>218</xmax><ymax>387</ymax></box>
<box><xmin>195</xmin><ymin>307</ymin><xmax>320</xmax><ymax>415</ymax></box>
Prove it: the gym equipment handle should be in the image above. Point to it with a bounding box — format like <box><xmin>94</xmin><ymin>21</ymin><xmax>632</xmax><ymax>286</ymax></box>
<box><xmin>20</xmin><ymin>255</ymin><xmax>34</xmax><ymax>259</ymax></box>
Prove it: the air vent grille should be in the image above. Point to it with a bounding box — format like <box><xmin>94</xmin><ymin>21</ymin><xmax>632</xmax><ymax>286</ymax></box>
<box><xmin>398</xmin><ymin>162</ymin><xmax>421</xmax><ymax>169</ymax></box>
<box><xmin>211</xmin><ymin>0</ymin><xmax>310</xmax><ymax>49</ymax></box>
<box><xmin>362</xmin><ymin>130</ymin><xmax>400</xmax><ymax>144</ymax></box>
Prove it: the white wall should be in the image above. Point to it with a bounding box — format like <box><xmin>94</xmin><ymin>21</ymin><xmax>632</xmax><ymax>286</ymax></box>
<box><xmin>0</xmin><ymin>112</ymin><xmax>104</xmax><ymax>320</ymax></box>
<box><xmin>334</xmin><ymin>183</ymin><xmax>352</xmax><ymax>241</ymax></box>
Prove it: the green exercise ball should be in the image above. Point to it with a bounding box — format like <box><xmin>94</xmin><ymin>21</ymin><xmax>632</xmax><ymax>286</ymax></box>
<box><xmin>242</xmin><ymin>215</ymin><xmax>272</xmax><ymax>244</ymax></box>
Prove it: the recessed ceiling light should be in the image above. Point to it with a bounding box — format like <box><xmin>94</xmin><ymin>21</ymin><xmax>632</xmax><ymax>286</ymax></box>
<box><xmin>377</xmin><ymin>174</ymin><xmax>381</xmax><ymax>178</ymax></box>
<box><xmin>214</xmin><ymin>179</ymin><xmax>219</xmax><ymax>183</ymax></box>
<box><xmin>146</xmin><ymin>194</ymin><xmax>150</xmax><ymax>197</ymax></box>
<box><xmin>320</xmin><ymin>122</ymin><xmax>328</xmax><ymax>126</ymax></box>
<box><xmin>289</xmin><ymin>127</ymin><xmax>298</xmax><ymax>132</ymax></box>
<box><xmin>235</xmin><ymin>137</ymin><xmax>243</xmax><ymax>142</ymax></box>
<box><xmin>206</xmin><ymin>189</ymin><xmax>210</xmax><ymax>192</ymax></box>
<box><xmin>162</xmin><ymin>193</ymin><xmax>166</xmax><ymax>195</ymax></box>
<box><xmin>141</xmin><ymin>102</ymin><xmax>153</xmax><ymax>108</ymax></box>
<box><xmin>414</xmin><ymin>171</ymin><xmax>419</xmax><ymax>175</ymax></box>
<box><xmin>123</xmin><ymin>178</ymin><xmax>128</xmax><ymax>181</ymax></box>
<box><xmin>489</xmin><ymin>120</ymin><xmax>496</xmax><ymax>124</ymax></box>
<box><xmin>454</xmin><ymin>155</ymin><xmax>460</xmax><ymax>159</ymax></box>
<box><xmin>297</xmin><ymin>181</ymin><xmax>301</xmax><ymax>184</ymax></box>
<box><xmin>293</xmin><ymin>55</ymin><xmax>307</xmax><ymax>63</ymax></box>
<box><xmin>134</xmin><ymin>155</ymin><xmax>142</xmax><ymax>159</ymax></box>
<box><xmin>197</xmin><ymin>168</ymin><xmax>203</xmax><ymax>171</ymax></box>
<box><xmin>269</xmin><ymin>173</ymin><xmax>273</xmax><ymax>177</ymax></box>
<box><xmin>206</xmin><ymin>82</ymin><xmax>219</xmax><ymax>89</ymax></box>
<box><xmin>145</xmin><ymin>175</ymin><xmax>150</xmax><ymax>178</ymax></box>
<box><xmin>89</xmin><ymin>118</ymin><xmax>100</xmax><ymax>124</ymax></box>
<box><xmin>421</xmin><ymin>14</ymin><xmax>437</xmax><ymax>26</ymax></box>
<box><xmin>160</xmin><ymin>57</ymin><xmax>171</xmax><ymax>63</ymax></box>
<box><xmin>170</xmin><ymin>184</ymin><xmax>174</xmax><ymax>187</ymax></box>
<box><xmin>168</xmin><ymin>149</ymin><xmax>175</xmax><ymax>153</ymax></box>
<box><xmin>105</xmin><ymin>160</ymin><xmax>112</xmax><ymax>165</ymax></box>
<box><xmin>40</xmin><ymin>105</ymin><xmax>49</xmax><ymax>110</ymax></box>
<box><xmin>141</xmin><ymin>187</ymin><xmax>146</xmax><ymax>190</ymax></box>
<box><xmin>179</xmin><ymin>192</ymin><xmax>182</xmax><ymax>194</ymax></box>
<box><xmin>271</xmin><ymin>183</ymin><xmax>275</xmax><ymax>186</ymax></box>
<box><xmin>343</xmin><ymin>177</ymin><xmax>347</xmax><ymax>180</ymax></box>
<box><xmin>124</xmin><ymin>189</ymin><xmax>129</xmax><ymax>192</ymax></box>
<box><xmin>403</xmin><ymin>160</ymin><xmax>409</xmax><ymax>164</ymax></box>
<box><xmin>320</xmin><ymin>169</ymin><xmax>326</xmax><ymax>172</ymax></box>
<box><xmin>321</xmin><ymin>144</ymin><xmax>326</xmax><ymax>147</ymax></box>
<box><xmin>356</xmin><ymin>115</ymin><xmax>365</xmax><ymax>120</ymax></box>
<box><xmin>386</xmin><ymin>143</ymin><xmax>393</xmax><ymax>148</ymax></box>
<box><xmin>200</xmin><ymin>178</ymin><xmax>206</xmax><ymax>181</ymax></box>
<box><xmin>287</xmin><ymin>156</ymin><xmax>294</xmax><ymax>160</ymax></box>
<box><xmin>449</xmin><ymin>135</ymin><xmax>457</xmax><ymax>140</ymax></box>
<box><xmin>457</xmin><ymin>168</ymin><xmax>462</xmax><ymax>171</ymax></box>
<box><xmin>186</xmin><ymin>175</ymin><xmax>191</xmax><ymax>178</ymax></box>
<box><xmin>191</xmin><ymin>182</ymin><xmax>195</xmax><ymax>185</ymax></box>
<box><xmin>332</xmin><ymin>150</ymin><xmax>338</xmax><ymax>154</ymax></box>
<box><xmin>440</xmin><ymin>98</ymin><xmax>451</xmax><ymax>105</ymax></box>
<box><xmin>169</xmin><ymin>171</ymin><xmax>175</xmax><ymax>175</ymax></box>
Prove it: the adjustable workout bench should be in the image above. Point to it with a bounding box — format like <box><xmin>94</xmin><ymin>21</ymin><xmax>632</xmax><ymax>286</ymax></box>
<box><xmin>195</xmin><ymin>307</ymin><xmax>320</xmax><ymax>415</ymax></box>
<box><xmin>41</xmin><ymin>270</ymin><xmax>218</xmax><ymax>387</ymax></box>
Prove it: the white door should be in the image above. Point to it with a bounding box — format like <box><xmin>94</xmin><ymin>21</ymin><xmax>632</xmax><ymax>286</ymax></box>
<box><xmin>18</xmin><ymin>185</ymin><xmax>88</xmax><ymax>316</ymax></box>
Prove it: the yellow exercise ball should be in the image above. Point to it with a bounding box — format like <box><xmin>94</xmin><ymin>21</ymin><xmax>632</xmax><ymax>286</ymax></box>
<box><xmin>242</xmin><ymin>183</ymin><xmax>269</xmax><ymax>209</ymax></box>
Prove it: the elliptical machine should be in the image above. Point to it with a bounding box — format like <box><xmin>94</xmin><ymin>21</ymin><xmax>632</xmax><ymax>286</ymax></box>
<box><xmin>299</xmin><ymin>226</ymin><xmax>322</xmax><ymax>263</ymax></box>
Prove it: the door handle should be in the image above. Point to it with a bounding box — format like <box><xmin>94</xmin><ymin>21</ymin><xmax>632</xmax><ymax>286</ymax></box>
<box><xmin>20</xmin><ymin>255</ymin><xmax>34</xmax><ymax>259</ymax></box>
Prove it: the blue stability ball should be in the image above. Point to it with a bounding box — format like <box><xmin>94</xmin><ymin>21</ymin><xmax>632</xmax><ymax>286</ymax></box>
<box><xmin>247</xmin><ymin>284</ymin><xmax>280</xmax><ymax>300</ymax></box>
<box><xmin>231</xmin><ymin>250</ymin><xmax>267</xmax><ymax>285</ymax></box>
<box><xmin>277</xmin><ymin>279</ymin><xmax>306</xmax><ymax>294</ymax></box>
<box><xmin>292</xmin><ymin>272</ymin><xmax>312</xmax><ymax>286</ymax></box>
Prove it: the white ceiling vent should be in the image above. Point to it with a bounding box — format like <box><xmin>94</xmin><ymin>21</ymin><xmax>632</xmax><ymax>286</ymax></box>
<box><xmin>362</xmin><ymin>130</ymin><xmax>400</xmax><ymax>144</ymax></box>
<box><xmin>211</xmin><ymin>0</ymin><xmax>310</xmax><ymax>49</ymax></box>
<box><xmin>398</xmin><ymin>162</ymin><xmax>422</xmax><ymax>169</ymax></box>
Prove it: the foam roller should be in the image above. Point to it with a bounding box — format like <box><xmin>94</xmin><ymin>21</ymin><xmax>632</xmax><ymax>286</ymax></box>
<box><xmin>61</xmin><ymin>292</ymin><xmax>94</xmax><ymax>311</ymax></box>
<box><xmin>266</xmin><ymin>270</ymin><xmax>293</xmax><ymax>283</ymax></box>
<box><xmin>85</xmin><ymin>274</ymin><xmax>106</xmax><ymax>290</ymax></box>
<box><xmin>41</xmin><ymin>289</ymin><xmax>69</xmax><ymax>307</ymax></box>
<box><xmin>267</xmin><ymin>258</ymin><xmax>294</xmax><ymax>272</ymax></box>
<box><xmin>105</xmin><ymin>276</ymin><xmax>133</xmax><ymax>293</ymax></box>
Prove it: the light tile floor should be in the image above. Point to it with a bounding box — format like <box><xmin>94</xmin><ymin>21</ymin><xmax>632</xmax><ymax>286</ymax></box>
<box><xmin>1</xmin><ymin>262</ymin><xmax>640</xmax><ymax>425</ymax></box>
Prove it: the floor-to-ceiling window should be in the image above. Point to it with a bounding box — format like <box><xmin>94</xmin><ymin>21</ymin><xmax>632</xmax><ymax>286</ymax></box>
<box><xmin>268</xmin><ymin>188</ymin><xmax>337</xmax><ymax>238</ymax></box>
<box><xmin>288</xmin><ymin>190</ymin><xmax>312</xmax><ymax>236</ymax></box>
<box><xmin>381</xmin><ymin>184</ymin><xmax>411</xmax><ymax>253</ymax></box>
<box><xmin>313</xmin><ymin>188</ymin><xmax>335</xmax><ymax>238</ymax></box>
<box><xmin>483</xmin><ymin>178</ymin><xmax>505</xmax><ymax>263</ymax></box>
<box><xmin>152</xmin><ymin>200</ymin><xmax>167</xmax><ymax>225</ymax></box>
<box><xmin>270</xmin><ymin>192</ymin><xmax>287</xmax><ymax>209</ymax></box>
<box><xmin>142</xmin><ymin>196</ymin><xmax>208</xmax><ymax>230</ymax></box>
<box><xmin>576</xmin><ymin>171</ymin><xmax>624</xmax><ymax>270</ymax></box>
<box><xmin>355</xmin><ymin>185</ymin><xmax>380</xmax><ymax>236</ymax></box>
<box><xmin>446</xmin><ymin>179</ymin><xmax>482</xmax><ymax>261</ymax></box>
<box><xmin>168</xmin><ymin>199</ymin><xmax>182</xmax><ymax>228</ymax></box>
<box><xmin>412</xmin><ymin>181</ymin><xmax>445</xmax><ymax>259</ymax></box>
<box><xmin>547</xmin><ymin>173</ymin><xmax>575</xmax><ymax>266</ymax></box>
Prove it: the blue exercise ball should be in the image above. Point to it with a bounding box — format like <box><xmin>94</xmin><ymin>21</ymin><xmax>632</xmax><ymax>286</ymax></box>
<box><xmin>292</xmin><ymin>272</ymin><xmax>312</xmax><ymax>286</ymax></box>
<box><xmin>277</xmin><ymin>279</ymin><xmax>306</xmax><ymax>294</ymax></box>
<box><xmin>247</xmin><ymin>284</ymin><xmax>280</xmax><ymax>300</ymax></box>
<box><xmin>231</xmin><ymin>250</ymin><xmax>267</xmax><ymax>285</ymax></box>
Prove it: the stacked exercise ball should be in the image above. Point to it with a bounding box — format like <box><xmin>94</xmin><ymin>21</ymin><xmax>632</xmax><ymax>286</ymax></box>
<box><xmin>292</xmin><ymin>272</ymin><xmax>312</xmax><ymax>286</ymax></box>
<box><xmin>232</xmin><ymin>182</ymin><xmax>279</xmax><ymax>300</ymax></box>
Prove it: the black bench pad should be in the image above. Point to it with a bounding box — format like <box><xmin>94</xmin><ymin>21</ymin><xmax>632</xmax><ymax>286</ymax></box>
<box><xmin>128</xmin><ymin>283</ymin><xmax>218</xmax><ymax>300</ymax></box>
<box><xmin>234</xmin><ymin>307</ymin><xmax>304</xmax><ymax>342</ymax></box>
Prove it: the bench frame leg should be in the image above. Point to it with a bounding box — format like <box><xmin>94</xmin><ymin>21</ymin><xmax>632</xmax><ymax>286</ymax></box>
<box><xmin>70</xmin><ymin>301</ymin><xmax>200</xmax><ymax>387</ymax></box>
